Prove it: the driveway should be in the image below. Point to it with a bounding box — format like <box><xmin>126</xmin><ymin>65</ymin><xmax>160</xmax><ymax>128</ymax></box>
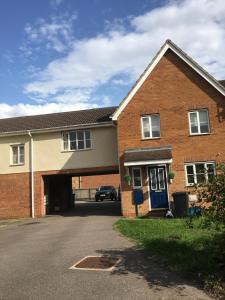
<box><xmin>0</xmin><ymin>201</ymin><xmax>211</xmax><ymax>300</ymax></box>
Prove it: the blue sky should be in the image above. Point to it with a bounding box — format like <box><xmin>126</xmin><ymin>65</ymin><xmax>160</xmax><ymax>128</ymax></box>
<box><xmin>0</xmin><ymin>0</ymin><xmax>224</xmax><ymax>118</ymax></box>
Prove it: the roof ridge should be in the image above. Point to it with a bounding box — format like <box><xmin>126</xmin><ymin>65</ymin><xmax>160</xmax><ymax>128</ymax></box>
<box><xmin>0</xmin><ymin>105</ymin><xmax>118</xmax><ymax>121</ymax></box>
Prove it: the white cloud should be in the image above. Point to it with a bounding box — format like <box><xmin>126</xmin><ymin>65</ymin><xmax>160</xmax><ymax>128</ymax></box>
<box><xmin>50</xmin><ymin>0</ymin><xmax>64</xmax><ymax>9</ymax></box>
<box><xmin>21</xmin><ymin>13</ymin><xmax>77</xmax><ymax>55</ymax></box>
<box><xmin>24</xmin><ymin>0</ymin><xmax>225</xmax><ymax>101</ymax></box>
<box><xmin>0</xmin><ymin>101</ymin><xmax>98</xmax><ymax>119</ymax></box>
<box><xmin>1</xmin><ymin>0</ymin><xmax>225</xmax><ymax>119</ymax></box>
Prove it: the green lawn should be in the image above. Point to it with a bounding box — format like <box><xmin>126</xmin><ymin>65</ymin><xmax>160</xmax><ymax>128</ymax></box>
<box><xmin>115</xmin><ymin>218</ymin><xmax>224</xmax><ymax>285</ymax></box>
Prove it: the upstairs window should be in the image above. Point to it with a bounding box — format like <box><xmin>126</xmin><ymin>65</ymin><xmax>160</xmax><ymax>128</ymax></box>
<box><xmin>188</xmin><ymin>109</ymin><xmax>209</xmax><ymax>135</ymax></box>
<box><xmin>185</xmin><ymin>162</ymin><xmax>215</xmax><ymax>186</ymax></box>
<box><xmin>141</xmin><ymin>114</ymin><xmax>160</xmax><ymax>139</ymax></box>
<box><xmin>11</xmin><ymin>144</ymin><xmax>24</xmax><ymax>165</ymax></box>
<box><xmin>62</xmin><ymin>130</ymin><xmax>91</xmax><ymax>151</ymax></box>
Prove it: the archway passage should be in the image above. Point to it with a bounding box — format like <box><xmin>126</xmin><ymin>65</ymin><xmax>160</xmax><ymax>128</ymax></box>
<box><xmin>43</xmin><ymin>169</ymin><xmax>121</xmax><ymax>217</ymax></box>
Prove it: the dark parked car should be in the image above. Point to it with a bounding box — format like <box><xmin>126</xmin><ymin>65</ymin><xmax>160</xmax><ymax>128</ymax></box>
<box><xmin>95</xmin><ymin>186</ymin><xmax>117</xmax><ymax>201</ymax></box>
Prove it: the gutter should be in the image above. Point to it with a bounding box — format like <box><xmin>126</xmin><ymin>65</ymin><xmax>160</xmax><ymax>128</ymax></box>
<box><xmin>28</xmin><ymin>131</ymin><xmax>35</xmax><ymax>218</ymax></box>
<box><xmin>0</xmin><ymin>121</ymin><xmax>114</xmax><ymax>137</ymax></box>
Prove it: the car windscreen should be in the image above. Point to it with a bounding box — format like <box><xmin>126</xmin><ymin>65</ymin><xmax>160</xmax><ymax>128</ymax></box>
<box><xmin>100</xmin><ymin>186</ymin><xmax>113</xmax><ymax>191</ymax></box>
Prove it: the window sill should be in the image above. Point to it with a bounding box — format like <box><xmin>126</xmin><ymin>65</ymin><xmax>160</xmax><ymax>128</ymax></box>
<box><xmin>189</xmin><ymin>133</ymin><xmax>211</xmax><ymax>137</ymax></box>
<box><xmin>10</xmin><ymin>163</ymin><xmax>25</xmax><ymax>167</ymax></box>
<box><xmin>61</xmin><ymin>148</ymin><xmax>93</xmax><ymax>153</ymax></box>
<box><xmin>141</xmin><ymin>137</ymin><xmax>161</xmax><ymax>141</ymax></box>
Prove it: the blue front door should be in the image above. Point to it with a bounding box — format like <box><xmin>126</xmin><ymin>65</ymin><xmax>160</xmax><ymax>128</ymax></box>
<box><xmin>148</xmin><ymin>166</ymin><xmax>169</xmax><ymax>209</ymax></box>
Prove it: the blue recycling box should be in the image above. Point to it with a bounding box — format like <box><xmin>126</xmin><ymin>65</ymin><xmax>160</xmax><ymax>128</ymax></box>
<box><xmin>133</xmin><ymin>189</ymin><xmax>144</xmax><ymax>205</ymax></box>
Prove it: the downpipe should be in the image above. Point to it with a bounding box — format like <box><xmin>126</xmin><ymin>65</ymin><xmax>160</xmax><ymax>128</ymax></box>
<box><xmin>28</xmin><ymin>131</ymin><xmax>35</xmax><ymax>218</ymax></box>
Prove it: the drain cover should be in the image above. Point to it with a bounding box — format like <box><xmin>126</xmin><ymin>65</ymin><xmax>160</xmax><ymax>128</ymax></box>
<box><xmin>70</xmin><ymin>256</ymin><xmax>121</xmax><ymax>271</ymax></box>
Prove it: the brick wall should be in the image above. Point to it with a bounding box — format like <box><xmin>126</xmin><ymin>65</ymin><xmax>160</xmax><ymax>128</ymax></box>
<box><xmin>117</xmin><ymin>49</ymin><xmax>225</xmax><ymax>217</ymax></box>
<box><xmin>72</xmin><ymin>174</ymin><xmax>120</xmax><ymax>189</ymax></box>
<box><xmin>0</xmin><ymin>172</ymin><xmax>31</xmax><ymax>219</ymax></box>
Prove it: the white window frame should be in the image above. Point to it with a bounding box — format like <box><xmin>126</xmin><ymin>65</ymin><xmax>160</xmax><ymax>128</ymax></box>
<box><xmin>62</xmin><ymin>130</ymin><xmax>92</xmax><ymax>151</ymax></box>
<box><xmin>141</xmin><ymin>114</ymin><xmax>160</xmax><ymax>139</ymax></box>
<box><xmin>10</xmin><ymin>144</ymin><xmax>25</xmax><ymax>166</ymax></box>
<box><xmin>132</xmin><ymin>167</ymin><xmax>142</xmax><ymax>189</ymax></box>
<box><xmin>185</xmin><ymin>161</ymin><xmax>215</xmax><ymax>186</ymax></box>
<box><xmin>188</xmin><ymin>109</ymin><xmax>210</xmax><ymax>135</ymax></box>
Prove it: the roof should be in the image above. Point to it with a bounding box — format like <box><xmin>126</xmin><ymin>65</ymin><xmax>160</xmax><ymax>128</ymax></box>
<box><xmin>0</xmin><ymin>106</ymin><xmax>117</xmax><ymax>135</ymax></box>
<box><xmin>124</xmin><ymin>146</ymin><xmax>172</xmax><ymax>166</ymax></box>
<box><xmin>219</xmin><ymin>80</ymin><xmax>225</xmax><ymax>88</ymax></box>
<box><xmin>112</xmin><ymin>39</ymin><xmax>225</xmax><ymax>121</ymax></box>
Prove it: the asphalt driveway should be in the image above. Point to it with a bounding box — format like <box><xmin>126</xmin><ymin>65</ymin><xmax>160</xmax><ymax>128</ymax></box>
<box><xmin>0</xmin><ymin>201</ymin><xmax>211</xmax><ymax>300</ymax></box>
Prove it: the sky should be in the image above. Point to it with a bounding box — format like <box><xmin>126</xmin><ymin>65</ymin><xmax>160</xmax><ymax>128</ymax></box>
<box><xmin>0</xmin><ymin>0</ymin><xmax>225</xmax><ymax>119</ymax></box>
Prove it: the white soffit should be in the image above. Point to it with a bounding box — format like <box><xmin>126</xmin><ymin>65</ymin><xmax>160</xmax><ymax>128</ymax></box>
<box><xmin>124</xmin><ymin>159</ymin><xmax>172</xmax><ymax>167</ymax></box>
<box><xmin>112</xmin><ymin>40</ymin><xmax>225</xmax><ymax>121</ymax></box>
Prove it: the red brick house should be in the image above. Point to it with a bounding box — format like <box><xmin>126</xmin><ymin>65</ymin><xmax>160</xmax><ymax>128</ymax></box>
<box><xmin>0</xmin><ymin>40</ymin><xmax>224</xmax><ymax>219</ymax></box>
<box><xmin>112</xmin><ymin>40</ymin><xmax>225</xmax><ymax>217</ymax></box>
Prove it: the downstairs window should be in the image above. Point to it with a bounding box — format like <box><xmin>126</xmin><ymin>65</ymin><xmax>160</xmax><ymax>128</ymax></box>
<box><xmin>185</xmin><ymin>162</ymin><xmax>215</xmax><ymax>186</ymax></box>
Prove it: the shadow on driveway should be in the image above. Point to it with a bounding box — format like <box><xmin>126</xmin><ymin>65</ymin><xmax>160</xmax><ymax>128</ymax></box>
<box><xmin>96</xmin><ymin>247</ymin><xmax>206</xmax><ymax>295</ymax></box>
<box><xmin>47</xmin><ymin>200</ymin><xmax>122</xmax><ymax>217</ymax></box>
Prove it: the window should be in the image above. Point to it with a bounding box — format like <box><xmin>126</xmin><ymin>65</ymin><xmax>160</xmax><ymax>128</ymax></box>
<box><xmin>132</xmin><ymin>168</ymin><xmax>142</xmax><ymax>188</ymax></box>
<box><xmin>11</xmin><ymin>144</ymin><xmax>24</xmax><ymax>165</ymax></box>
<box><xmin>141</xmin><ymin>114</ymin><xmax>160</xmax><ymax>139</ymax></box>
<box><xmin>188</xmin><ymin>109</ymin><xmax>209</xmax><ymax>135</ymax></box>
<box><xmin>185</xmin><ymin>162</ymin><xmax>215</xmax><ymax>186</ymax></box>
<box><xmin>62</xmin><ymin>130</ymin><xmax>91</xmax><ymax>151</ymax></box>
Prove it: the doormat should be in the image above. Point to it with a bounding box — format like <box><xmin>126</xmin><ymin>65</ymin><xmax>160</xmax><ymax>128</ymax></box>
<box><xmin>70</xmin><ymin>256</ymin><xmax>121</xmax><ymax>271</ymax></box>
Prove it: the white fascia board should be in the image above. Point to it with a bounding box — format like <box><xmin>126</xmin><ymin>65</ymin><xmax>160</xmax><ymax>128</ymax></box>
<box><xmin>112</xmin><ymin>40</ymin><xmax>225</xmax><ymax>121</ymax></box>
<box><xmin>124</xmin><ymin>159</ymin><xmax>172</xmax><ymax>167</ymax></box>
<box><xmin>112</xmin><ymin>43</ymin><xmax>169</xmax><ymax>121</ymax></box>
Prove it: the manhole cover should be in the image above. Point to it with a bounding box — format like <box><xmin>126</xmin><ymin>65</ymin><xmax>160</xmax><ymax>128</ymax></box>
<box><xmin>70</xmin><ymin>256</ymin><xmax>121</xmax><ymax>271</ymax></box>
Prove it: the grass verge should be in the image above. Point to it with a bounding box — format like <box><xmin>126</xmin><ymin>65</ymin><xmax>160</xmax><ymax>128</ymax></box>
<box><xmin>115</xmin><ymin>217</ymin><xmax>224</xmax><ymax>298</ymax></box>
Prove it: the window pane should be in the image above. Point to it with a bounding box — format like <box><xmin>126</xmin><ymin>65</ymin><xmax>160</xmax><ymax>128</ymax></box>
<box><xmin>133</xmin><ymin>169</ymin><xmax>141</xmax><ymax>178</ymax></box>
<box><xmin>20</xmin><ymin>155</ymin><xmax>24</xmax><ymax>164</ymax></box>
<box><xmin>69</xmin><ymin>132</ymin><xmax>76</xmax><ymax>141</ymax></box>
<box><xmin>142</xmin><ymin>117</ymin><xmax>150</xmax><ymax>138</ymax></box>
<box><xmin>63</xmin><ymin>132</ymin><xmax>68</xmax><ymax>141</ymax></box>
<box><xmin>187</xmin><ymin>175</ymin><xmax>195</xmax><ymax>184</ymax></box>
<box><xmin>207</xmin><ymin>164</ymin><xmax>214</xmax><ymax>173</ymax></box>
<box><xmin>63</xmin><ymin>133</ymin><xmax>69</xmax><ymax>150</ymax></box>
<box><xmin>158</xmin><ymin>168</ymin><xmax>165</xmax><ymax>189</ymax></box>
<box><xmin>77</xmin><ymin>131</ymin><xmax>84</xmax><ymax>141</ymax></box>
<box><xmin>190</xmin><ymin>112</ymin><xmax>198</xmax><ymax>133</ymax></box>
<box><xmin>151</xmin><ymin>115</ymin><xmax>160</xmax><ymax>137</ymax></box>
<box><xmin>199</xmin><ymin>110</ymin><xmax>209</xmax><ymax>133</ymax></box>
<box><xmin>78</xmin><ymin>140</ymin><xmax>85</xmax><ymax>149</ymax></box>
<box><xmin>186</xmin><ymin>165</ymin><xmax>194</xmax><ymax>175</ymax></box>
<box><xmin>85</xmin><ymin>139</ymin><xmax>91</xmax><ymax>148</ymax></box>
<box><xmin>208</xmin><ymin>173</ymin><xmax>214</xmax><ymax>183</ymax></box>
<box><xmin>70</xmin><ymin>141</ymin><xmax>77</xmax><ymax>150</ymax></box>
<box><xmin>19</xmin><ymin>145</ymin><xmax>24</xmax><ymax>164</ymax></box>
<box><xmin>85</xmin><ymin>131</ymin><xmax>90</xmax><ymax>140</ymax></box>
<box><xmin>133</xmin><ymin>169</ymin><xmax>142</xmax><ymax>187</ymax></box>
<box><xmin>134</xmin><ymin>177</ymin><xmax>141</xmax><ymax>187</ymax></box>
<box><xmin>195</xmin><ymin>164</ymin><xmax>205</xmax><ymax>174</ymax></box>
<box><xmin>19</xmin><ymin>145</ymin><xmax>24</xmax><ymax>155</ymax></box>
<box><xmin>150</xmin><ymin>168</ymin><xmax>157</xmax><ymax>190</ymax></box>
<box><xmin>196</xmin><ymin>173</ymin><xmax>205</xmax><ymax>184</ymax></box>
<box><xmin>12</xmin><ymin>147</ymin><xmax>18</xmax><ymax>164</ymax></box>
<box><xmin>63</xmin><ymin>140</ymin><xmax>69</xmax><ymax>150</ymax></box>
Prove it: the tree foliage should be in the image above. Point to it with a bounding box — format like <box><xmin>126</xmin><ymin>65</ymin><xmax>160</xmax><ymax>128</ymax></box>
<box><xmin>197</xmin><ymin>163</ymin><xmax>225</xmax><ymax>226</ymax></box>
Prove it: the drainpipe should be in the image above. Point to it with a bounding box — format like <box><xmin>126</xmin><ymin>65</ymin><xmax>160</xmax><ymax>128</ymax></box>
<box><xmin>28</xmin><ymin>131</ymin><xmax>35</xmax><ymax>218</ymax></box>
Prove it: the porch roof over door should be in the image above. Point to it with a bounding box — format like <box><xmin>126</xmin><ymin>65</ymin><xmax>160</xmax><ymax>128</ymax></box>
<box><xmin>124</xmin><ymin>146</ymin><xmax>172</xmax><ymax>166</ymax></box>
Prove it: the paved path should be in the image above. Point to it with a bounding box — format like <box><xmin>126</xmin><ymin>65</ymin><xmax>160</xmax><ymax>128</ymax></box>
<box><xmin>0</xmin><ymin>201</ymin><xmax>211</xmax><ymax>300</ymax></box>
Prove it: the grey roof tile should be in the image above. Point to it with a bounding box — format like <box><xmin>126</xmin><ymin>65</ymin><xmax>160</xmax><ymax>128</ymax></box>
<box><xmin>0</xmin><ymin>106</ymin><xmax>117</xmax><ymax>134</ymax></box>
